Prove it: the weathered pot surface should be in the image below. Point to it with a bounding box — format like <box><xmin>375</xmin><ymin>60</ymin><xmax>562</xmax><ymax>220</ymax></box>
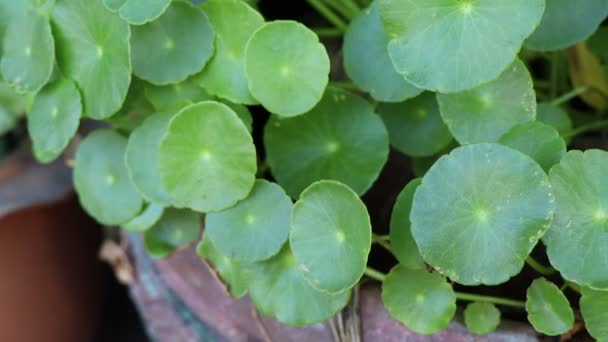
<box><xmin>126</xmin><ymin>233</ymin><xmax>539</xmax><ymax>342</ymax></box>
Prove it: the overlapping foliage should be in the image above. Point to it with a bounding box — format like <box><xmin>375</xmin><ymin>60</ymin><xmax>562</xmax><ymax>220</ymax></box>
<box><xmin>2</xmin><ymin>0</ymin><xmax>608</xmax><ymax>338</ymax></box>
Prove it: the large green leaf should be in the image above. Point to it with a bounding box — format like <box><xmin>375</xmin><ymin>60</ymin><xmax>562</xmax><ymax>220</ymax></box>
<box><xmin>382</xmin><ymin>266</ymin><xmax>456</xmax><ymax>334</ymax></box>
<box><xmin>131</xmin><ymin>1</ymin><xmax>215</xmax><ymax>85</ymax></box>
<box><xmin>198</xmin><ymin>0</ymin><xmax>264</xmax><ymax>104</ymax></box>
<box><xmin>378</xmin><ymin>0</ymin><xmax>544</xmax><ymax>92</ymax></box>
<box><xmin>580</xmin><ymin>287</ymin><xmax>608</xmax><ymax>341</ymax></box>
<box><xmin>74</xmin><ymin>130</ymin><xmax>143</xmax><ymax>225</ymax></box>
<box><xmin>27</xmin><ymin>77</ymin><xmax>81</xmax><ymax>163</ymax></box>
<box><xmin>117</xmin><ymin>0</ymin><xmax>172</xmax><ymax>25</ymax></box>
<box><xmin>248</xmin><ymin>245</ymin><xmax>350</xmax><ymax>326</ymax></box>
<box><xmin>545</xmin><ymin>150</ymin><xmax>608</xmax><ymax>290</ymax></box>
<box><xmin>389</xmin><ymin>178</ymin><xmax>425</xmax><ymax>269</ymax></box>
<box><xmin>245</xmin><ymin>21</ymin><xmax>330</xmax><ymax>117</ymax></box>
<box><xmin>411</xmin><ymin>144</ymin><xmax>554</xmax><ymax>285</ymax></box>
<box><xmin>144</xmin><ymin>208</ymin><xmax>200</xmax><ymax>259</ymax></box>
<box><xmin>526</xmin><ymin>278</ymin><xmax>573</xmax><ymax>335</ymax></box>
<box><xmin>378</xmin><ymin>92</ymin><xmax>452</xmax><ymax>157</ymax></box>
<box><xmin>525</xmin><ymin>0</ymin><xmax>608</xmax><ymax>51</ymax></box>
<box><xmin>464</xmin><ymin>302</ymin><xmax>500</xmax><ymax>335</ymax></box>
<box><xmin>264</xmin><ymin>87</ymin><xmax>388</xmax><ymax>197</ymax></box>
<box><xmin>343</xmin><ymin>1</ymin><xmax>421</xmax><ymax>102</ymax></box>
<box><xmin>125</xmin><ymin>112</ymin><xmax>174</xmax><ymax>206</ymax></box>
<box><xmin>1</xmin><ymin>7</ymin><xmax>54</xmax><ymax>93</ymax></box>
<box><xmin>205</xmin><ymin>180</ymin><xmax>292</xmax><ymax>262</ymax></box>
<box><xmin>196</xmin><ymin>234</ymin><xmax>248</xmax><ymax>298</ymax></box>
<box><xmin>0</xmin><ymin>1</ymin><xmax>27</xmax><ymax>58</ymax></box>
<box><xmin>290</xmin><ymin>181</ymin><xmax>371</xmax><ymax>294</ymax></box>
<box><xmin>159</xmin><ymin>101</ymin><xmax>257</xmax><ymax>212</ymax></box>
<box><xmin>499</xmin><ymin>122</ymin><xmax>566</xmax><ymax>172</ymax></box>
<box><xmin>52</xmin><ymin>0</ymin><xmax>131</xmax><ymax>119</ymax></box>
<box><xmin>437</xmin><ymin>60</ymin><xmax>536</xmax><ymax>144</ymax></box>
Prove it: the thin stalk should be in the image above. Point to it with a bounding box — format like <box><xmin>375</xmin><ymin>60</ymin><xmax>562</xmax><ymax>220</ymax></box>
<box><xmin>563</xmin><ymin>119</ymin><xmax>608</xmax><ymax>138</ymax></box>
<box><xmin>338</xmin><ymin>0</ymin><xmax>361</xmax><ymax>16</ymax></box>
<box><xmin>307</xmin><ymin>0</ymin><xmax>347</xmax><ymax>31</ymax></box>
<box><xmin>454</xmin><ymin>292</ymin><xmax>526</xmax><ymax>308</ymax></box>
<box><xmin>321</xmin><ymin>0</ymin><xmax>355</xmax><ymax>21</ymax></box>
<box><xmin>312</xmin><ymin>27</ymin><xmax>343</xmax><ymax>38</ymax></box>
<box><xmin>551</xmin><ymin>87</ymin><xmax>589</xmax><ymax>106</ymax></box>
<box><xmin>565</xmin><ymin>281</ymin><xmax>582</xmax><ymax>294</ymax></box>
<box><xmin>525</xmin><ymin>256</ymin><xmax>556</xmax><ymax>276</ymax></box>
<box><xmin>372</xmin><ymin>234</ymin><xmax>392</xmax><ymax>254</ymax></box>
<box><xmin>364</xmin><ymin>267</ymin><xmax>386</xmax><ymax>282</ymax></box>
<box><xmin>550</xmin><ymin>52</ymin><xmax>560</xmax><ymax>99</ymax></box>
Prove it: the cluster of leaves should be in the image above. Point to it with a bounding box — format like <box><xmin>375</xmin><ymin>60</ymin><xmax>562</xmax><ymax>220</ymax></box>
<box><xmin>2</xmin><ymin>0</ymin><xmax>608</xmax><ymax>338</ymax></box>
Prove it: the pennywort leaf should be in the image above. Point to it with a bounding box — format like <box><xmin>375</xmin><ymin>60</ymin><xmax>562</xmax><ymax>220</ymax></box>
<box><xmin>196</xmin><ymin>234</ymin><xmax>248</xmax><ymax>299</ymax></box>
<box><xmin>144</xmin><ymin>208</ymin><xmax>200</xmax><ymax>259</ymax></box>
<box><xmin>245</xmin><ymin>20</ymin><xmax>330</xmax><ymax>117</ymax></box>
<box><xmin>159</xmin><ymin>101</ymin><xmax>257</xmax><ymax>212</ymax></box>
<box><xmin>580</xmin><ymin>287</ymin><xmax>608</xmax><ymax>341</ymax></box>
<box><xmin>290</xmin><ymin>181</ymin><xmax>371</xmax><ymax>294</ymax></box>
<box><xmin>464</xmin><ymin>302</ymin><xmax>501</xmax><ymax>335</ymax></box>
<box><xmin>389</xmin><ymin>178</ymin><xmax>425</xmax><ymax>269</ymax></box>
<box><xmin>525</xmin><ymin>278</ymin><xmax>574</xmax><ymax>335</ymax></box>
<box><xmin>411</xmin><ymin>143</ymin><xmax>554</xmax><ymax>285</ymax></box>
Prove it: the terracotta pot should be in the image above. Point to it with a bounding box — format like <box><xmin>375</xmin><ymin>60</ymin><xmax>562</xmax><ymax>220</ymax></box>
<box><xmin>125</xmin><ymin>234</ymin><xmax>538</xmax><ymax>342</ymax></box>
<box><xmin>0</xmin><ymin>144</ymin><xmax>104</xmax><ymax>342</ymax></box>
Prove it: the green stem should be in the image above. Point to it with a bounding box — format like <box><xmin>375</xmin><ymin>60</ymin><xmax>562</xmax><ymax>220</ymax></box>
<box><xmin>525</xmin><ymin>256</ymin><xmax>556</xmax><ymax>276</ymax></box>
<box><xmin>551</xmin><ymin>87</ymin><xmax>589</xmax><ymax>106</ymax></box>
<box><xmin>312</xmin><ymin>27</ymin><xmax>343</xmax><ymax>38</ymax></box>
<box><xmin>565</xmin><ymin>281</ymin><xmax>582</xmax><ymax>294</ymax></box>
<box><xmin>364</xmin><ymin>267</ymin><xmax>387</xmax><ymax>282</ymax></box>
<box><xmin>307</xmin><ymin>0</ymin><xmax>347</xmax><ymax>31</ymax></box>
<box><xmin>550</xmin><ymin>52</ymin><xmax>560</xmax><ymax>99</ymax></box>
<box><xmin>322</xmin><ymin>0</ymin><xmax>354</xmax><ymax>20</ymax></box>
<box><xmin>338</xmin><ymin>0</ymin><xmax>361</xmax><ymax>16</ymax></box>
<box><xmin>372</xmin><ymin>234</ymin><xmax>392</xmax><ymax>254</ymax></box>
<box><xmin>563</xmin><ymin>119</ymin><xmax>608</xmax><ymax>138</ymax></box>
<box><xmin>454</xmin><ymin>292</ymin><xmax>526</xmax><ymax>308</ymax></box>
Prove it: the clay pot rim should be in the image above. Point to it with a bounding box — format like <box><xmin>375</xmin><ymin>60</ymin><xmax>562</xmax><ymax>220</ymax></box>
<box><xmin>0</xmin><ymin>142</ymin><xmax>72</xmax><ymax>220</ymax></box>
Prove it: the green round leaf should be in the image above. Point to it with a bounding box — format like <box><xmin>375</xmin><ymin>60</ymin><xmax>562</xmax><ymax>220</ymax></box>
<box><xmin>378</xmin><ymin>0</ymin><xmax>544</xmax><ymax>92</ymax></box>
<box><xmin>390</xmin><ymin>178</ymin><xmax>425</xmax><ymax>269</ymax></box>
<box><xmin>52</xmin><ymin>0</ymin><xmax>131</xmax><ymax>119</ymax></box>
<box><xmin>464</xmin><ymin>302</ymin><xmax>500</xmax><ymax>335</ymax></box>
<box><xmin>131</xmin><ymin>1</ymin><xmax>215</xmax><ymax>85</ymax></box>
<box><xmin>265</xmin><ymin>88</ymin><xmax>389</xmax><ymax>197</ymax></box>
<box><xmin>74</xmin><ymin>130</ymin><xmax>143</xmax><ymax>226</ymax></box>
<box><xmin>525</xmin><ymin>0</ymin><xmax>608</xmax><ymax>51</ymax></box>
<box><xmin>245</xmin><ymin>21</ymin><xmax>330</xmax><ymax>117</ymax></box>
<box><xmin>144</xmin><ymin>208</ymin><xmax>200</xmax><ymax>259</ymax></box>
<box><xmin>580</xmin><ymin>287</ymin><xmax>608</xmax><ymax>341</ymax></box>
<box><xmin>411</xmin><ymin>143</ymin><xmax>554</xmax><ymax>285</ymax></box>
<box><xmin>526</xmin><ymin>278</ymin><xmax>574</xmax><ymax>335</ymax></box>
<box><xmin>0</xmin><ymin>1</ymin><xmax>27</xmax><ymax>56</ymax></box>
<box><xmin>290</xmin><ymin>181</ymin><xmax>371</xmax><ymax>294</ymax></box>
<box><xmin>196</xmin><ymin>234</ymin><xmax>248</xmax><ymax>298</ymax></box>
<box><xmin>545</xmin><ymin>150</ymin><xmax>608</xmax><ymax>290</ymax></box>
<box><xmin>27</xmin><ymin>77</ymin><xmax>82</xmax><ymax>163</ymax></box>
<box><xmin>437</xmin><ymin>60</ymin><xmax>536</xmax><ymax>144</ymax></box>
<box><xmin>126</xmin><ymin>112</ymin><xmax>173</xmax><ymax>206</ymax></box>
<box><xmin>205</xmin><ymin>180</ymin><xmax>292</xmax><ymax>262</ymax></box>
<box><xmin>159</xmin><ymin>101</ymin><xmax>257</xmax><ymax>212</ymax></box>
<box><xmin>1</xmin><ymin>7</ymin><xmax>54</xmax><ymax>93</ymax></box>
<box><xmin>119</xmin><ymin>0</ymin><xmax>171</xmax><ymax>25</ymax></box>
<box><xmin>536</xmin><ymin>103</ymin><xmax>573</xmax><ymax>142</ymax></box>
<box><xmin>123</xmin><ymin>203</ymin><xmax>164</xmax><ymax>232</ymax></box>
<box><xmin>248</xmin><ymin>245</ymin><xmax>350</xmax><ymax>326</ymax></box>
<box><xmin>378</xmin><ymin>92</ymin><xmax>452</xmax><ymax>157</ymax></box>
<box><xmin>343</xmin><ymin>1</ymin><xmax>421</xmax><ymax>103</ymax></box>
<box><xmin>382</xmin><ymin>266</ymin><xmax>456</xmax><ymax>335</ymax></box>
<box><xmin>198</xmin><ymin>0</ymin><xmax>264</xmax><ymax>105</ymax></box>
<box><xmin>499</xmin><ymin>122</ymin><xmax>566</xmax><ymax>172</ymax></box>
<box><xmin>144</xmin><ymin>74</ymin><xmax>213</xmax><ymax>112</ymax></box>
